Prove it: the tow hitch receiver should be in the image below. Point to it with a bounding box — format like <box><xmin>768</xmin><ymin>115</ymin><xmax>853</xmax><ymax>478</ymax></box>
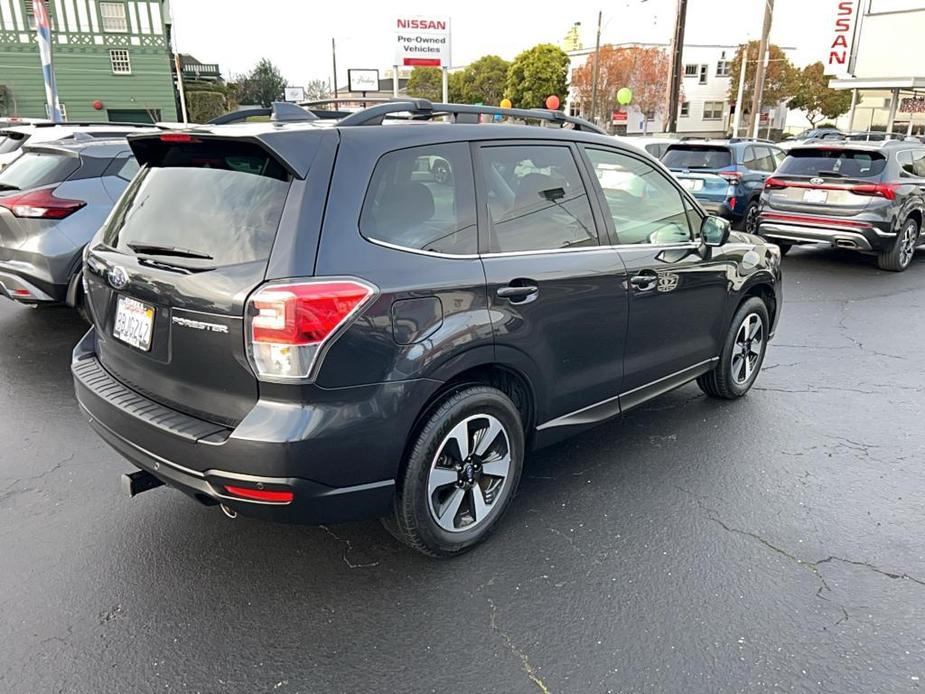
<box><xmin>121</xmin><ymin>469</ymin><xmax>165</xmax><ymax>497</ymax></box>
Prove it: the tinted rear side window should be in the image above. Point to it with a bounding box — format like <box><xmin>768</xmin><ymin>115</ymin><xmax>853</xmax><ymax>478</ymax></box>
<box><xmin>360</xmin><ymin>143</ymin><xmax>477</xmax><ymax>255</ymax></box>
<box><xmin>777</xmin><ymin>148</ymin><xmax>887</xmax><ymax>178</ymax></box>
<box><xmin>0</xmin><ymin>152</ymin><xmax>79</xmax><ymax>190</ymax></box>
<box><xmin>477</xmin><ymin>144</ymin><xmax>597</xmax><ymax>253</ymax></box>
<box><xmin>662</xmin><ymin>145</ymin><xmax>732</xmax><ymax>170</ymax></box>
<box><xmin>103</xmin><ymin>140</ymin><xmax>291</xmax><ymax>267</ymax></box>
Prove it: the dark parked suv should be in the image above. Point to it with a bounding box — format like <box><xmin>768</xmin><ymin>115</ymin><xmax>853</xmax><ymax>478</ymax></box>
<box><xmin>757</xmin><ymin>141</ymin><xmax>925</xmax><ymax>271</ymax></box>
<box><xmin>72</xmin><ymin>102</ymin><xmax>782</xmax><ymax>556</ymax></box>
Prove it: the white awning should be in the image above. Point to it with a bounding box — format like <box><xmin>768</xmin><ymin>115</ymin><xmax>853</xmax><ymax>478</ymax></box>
<box><xmin>829</xmin><ymin>77</ymin><xmax>925</xmax><ymax>90</ymax></box>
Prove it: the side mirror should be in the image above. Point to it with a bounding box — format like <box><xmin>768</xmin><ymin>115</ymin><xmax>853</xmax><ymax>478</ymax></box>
<box><xmin>701</xmin><ymin>215</ymin><xmax>731</xmax><ymax>247</ymax></box>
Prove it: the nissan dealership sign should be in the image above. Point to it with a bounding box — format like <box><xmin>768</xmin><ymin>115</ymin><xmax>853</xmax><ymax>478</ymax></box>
<box><xmin>823</xmin><ymin>0</ymin><xmax>861</xmax><ymax>76</ymax></box>
<box><xmin>394</xmin><ymin>16</ymin><xmax>451</xmax><ymax>67</ymax></box>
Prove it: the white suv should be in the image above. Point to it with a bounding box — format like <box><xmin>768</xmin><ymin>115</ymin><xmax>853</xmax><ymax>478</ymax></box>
<box><xmin>0</xmin><ymin>122</ymin><xmax>156</xmax><ymax>171</ymax></box>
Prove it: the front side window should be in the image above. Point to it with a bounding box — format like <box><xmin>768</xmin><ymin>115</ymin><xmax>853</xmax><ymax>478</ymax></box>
<box><xmin>99</xmin><ymin>2</ymin><xmax>128</xmax><ymax>32</ymax></box>
<box><xmin>898</xmin><ymin>151</ymin><xmax>915</xmax><ymax>176</ymax></box>
<box><xmin>360</xmin><ymin>143</ymin><xmax>477</xmax><ymax>256</ymax></box>
<box><xmin>913</xmin><ymin>151</ymin><xmax>925</xmax><ymax>177</ymax></box>
<box><xmin>477</xmin><ymin>145</ymin><xmax>597</xmax><ymax>253</ymax></box>
<box><xmin>584</xmin><ymin>147</ymin><xmax>692</xmax><ymax>246</ymax></box>
<box><xmin>110</xmin><ymin>49</ymin><xmax>131</xmax><ymax>75</ymax></box>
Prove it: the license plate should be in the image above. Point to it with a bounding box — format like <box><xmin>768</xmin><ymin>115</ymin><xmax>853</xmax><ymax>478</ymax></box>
<box><xmin>803</xmin><ymin>189</ymin><xmax>828</xmax><ymax>204</ymax></box>
<box><xmin>113</xmin><ymin>296</ymin><xmax>155</xmax><ymax>351</ymax></box>
<box><xmin>680</xmin><ymin>178</ymin><xmax>703</xmax><ymax>192</ymax></box>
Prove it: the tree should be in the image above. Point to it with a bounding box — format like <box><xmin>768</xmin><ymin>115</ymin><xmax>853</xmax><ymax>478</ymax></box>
<box><xmin>506</xmin><ymin>43</ymin><xmax>569</xmax><ymax>109</ymax></box>
<box><xmin>186</xmin><ymin>90</ymin><xmax>227</xmax><ymax>123</ymax></box>
<box><xmin>788</xmin><ymin>61</ymin><xmax>852</xmax><ymax>127</ymax></box>
<box><xmin>304</xmin><ymin>79</ymin><xmax>331</xmax><ymax>102</ymax></box>
<box><xmin>448</xmin><ymin>70</ymin><xmax>467</xmax><ymax>103</ymax></box>
<box><xmin>458</xmin><ymin>55</ymin><xmax>510</xmax><ymax>105</ymax></box>
<box><xmin>571</xmin><ymin>45</ymin><xmax>636</xmax><ymax>120</ymax></box>
<box><xmin>231</xmin><ymin>58</ymin><xmax>287</xmax><ymax>107</ymax></box>
<box><xmin>407</xmin><ymin>67</ymin><xmax>443</xmax><ymax>101</ymax></box>
<box><xmin>630</xmin><ymin>47</ymin><xmax>672</xmax><ymax>127</ymax></box>
<box><xmin>726</xmin><ymin>42</ymin><xmax>796</xmax><ymax>115</ymax></box>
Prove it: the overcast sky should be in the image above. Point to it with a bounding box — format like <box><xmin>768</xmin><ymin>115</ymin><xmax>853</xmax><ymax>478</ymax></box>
<box><xmin>169</xmin><ymin>0</ymin><xmax>844</xmax><ymax>87</ymax></box>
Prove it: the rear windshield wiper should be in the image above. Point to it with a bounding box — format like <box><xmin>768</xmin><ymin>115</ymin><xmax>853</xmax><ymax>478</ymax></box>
<box><xmin>127</xmin><ymin>243</ymin><xmax>214</xmax><ymax>260</ymax></box>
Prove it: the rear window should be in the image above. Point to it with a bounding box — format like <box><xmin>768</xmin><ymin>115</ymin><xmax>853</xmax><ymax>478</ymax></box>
<box><xmin>103</xmin><ymin>140</ymin><xmax>291</xmax><ymax>267</ymax></box>
<box><xmin>0</xmin><ymin>151</ymin><xmax>79</xmax><ymax>191</ymax></box>
<box><xmin>662</xmin><ymin>145</ymin><xmax>732</xmax><ymax>170</ymax></box>
<box><xmin>777</xmin><ymin>148</ymin><xmax>887</xmax><ymax>178</ymax></box>
<box><xmin>0</xmin><ymin>132</ymin><xmax>26</xmax><ymax>155</ymax></box>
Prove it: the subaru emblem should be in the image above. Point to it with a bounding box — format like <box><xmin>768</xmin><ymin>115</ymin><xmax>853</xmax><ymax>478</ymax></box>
<box><xmin>810</xmin><ymin>177</ymin><xmax>824</xmax><ymax>185</ymax></box>
<box><xmin>107</xmin><ymin>266</ymin><xmax>129</xmax><ymax>290</ymax></box>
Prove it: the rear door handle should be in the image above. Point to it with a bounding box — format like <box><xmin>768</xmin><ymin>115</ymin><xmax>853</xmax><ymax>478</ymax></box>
<box><xmin>497</xmin><ymin>284</ymin><xmax>538</xmax><ymax>302</ymax></box>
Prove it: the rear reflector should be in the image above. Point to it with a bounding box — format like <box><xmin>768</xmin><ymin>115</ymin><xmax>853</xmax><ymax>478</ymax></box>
<box><xmin>224</xmin><ymin>485</ymin><xmax>294</xmax><ymax>503</ymax></box>
<box><xmin>246</xmin><ymin>278</ymin><xmax>377</xmax><ymax>382</ymax></box>
<box><xmin>0</xmin><ymin>186</ymin><xmax>86</xmax><ymax>219</ymax></box>
<box><xmin>12</xmin><ymin>288</ymin><xmax>30</xmax><ymax>297</ymax></box>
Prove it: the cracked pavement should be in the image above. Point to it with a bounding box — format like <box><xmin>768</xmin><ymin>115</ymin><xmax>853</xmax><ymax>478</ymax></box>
<box><xmin>1</xmin><ymin>246</ymin><xmax>924</xmax><ymax>692</ymax></box>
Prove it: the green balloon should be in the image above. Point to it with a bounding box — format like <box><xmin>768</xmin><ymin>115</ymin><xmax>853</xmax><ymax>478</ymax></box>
<box><xmin>617</xmin><ymin>87</ymin><xmax>633</xmax><ymax>105</ymax></box>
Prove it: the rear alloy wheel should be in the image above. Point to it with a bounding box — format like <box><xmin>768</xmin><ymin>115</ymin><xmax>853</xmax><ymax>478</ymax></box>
<box><xmin>742</xmin><ymin>200</ymin><xmax>761</xmax><ymax>234</ymax></box>
<box><xmin>697</xmin><ymin>297</ymin><xmax>770</xmax><ymax>399</ymax></box>
<box><xmin>877</xmin><ymin>218</ymin><xmax>919</xmax><ymax>272</ymax></box>
<box><xmin>384</xmin><ymin>386</ymin><xmax>524</xmax><ymax>557</ymax></box>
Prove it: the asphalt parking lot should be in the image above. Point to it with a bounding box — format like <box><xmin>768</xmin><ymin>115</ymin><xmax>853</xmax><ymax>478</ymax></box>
<box><xmin>1</xmin><ymin>246</ymin><xmax>923</xmax><ymax>694</ymax></box>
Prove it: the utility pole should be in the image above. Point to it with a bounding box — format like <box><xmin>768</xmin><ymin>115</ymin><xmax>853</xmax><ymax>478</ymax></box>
<box><xmin>331</xmin><ymin>38</ymin><xmax>339</xmax><ymax>110</ymax></box>
<box><xmin>665</xmin><ymin>0</ymin><xmax>688</xmax><ymax>135</ymax></box>
<box><xmin>749</xmin><ymin>0</ymin><xmax>774</xmax><ymax>138</ymax></box>
<box><xmin>731</xmin><ymin>49</ymin><xmax>747</xmax><ymax>137</ymax></box>
<box><xmin>590</xmin><ymin>10</ymin><xmax>602</xmax><ymax>125</ymax></box>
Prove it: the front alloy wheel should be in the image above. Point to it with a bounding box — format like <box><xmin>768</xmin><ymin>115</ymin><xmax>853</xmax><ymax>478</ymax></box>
<box><xmin>697</xmin><ymin>296</ymin><xmax>770</xmax><ymax>399</ymax></box>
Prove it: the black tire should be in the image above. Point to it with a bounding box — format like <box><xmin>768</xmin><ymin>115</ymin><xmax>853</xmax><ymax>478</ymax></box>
<box><xmin>383</xmin><ymin>386</ymin><xmax>524</xmax><ymax>558</ymax></box>
<box><xmin>877</xmin><ymin>217</ymin><xmax>919</xmax><ymax>272</ymax></box>
<box><xmin>697</xmin><ymin>297</ymin><xmax>770</xmax><ymax>400</ymax></box>
<box><xmin>741</xmin><ymin>200</ymin><xmax>761</xmax><ymax>234</ymax></box>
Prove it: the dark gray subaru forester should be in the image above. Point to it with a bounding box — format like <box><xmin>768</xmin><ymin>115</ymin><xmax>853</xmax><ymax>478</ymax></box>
<box><xmin>72</xmin><ymin>101</ymin><xmax>782</xmax><ymax>557</ymax></box>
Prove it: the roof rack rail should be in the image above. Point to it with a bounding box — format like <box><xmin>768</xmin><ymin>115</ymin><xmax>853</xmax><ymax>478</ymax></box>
<box><xmin>30</xmin><ymin>121</ymin><xmax>161</xmax><ymax>129</ymax></box>
<box><xmin>337</xmin><ymin>99</ymin><xmax>607</xmax><ymax>134</ymax></box>
<box><xmin>207</xmin><ymin>102</ymin><xmax>319</xmax><ymax>125</ymax></box>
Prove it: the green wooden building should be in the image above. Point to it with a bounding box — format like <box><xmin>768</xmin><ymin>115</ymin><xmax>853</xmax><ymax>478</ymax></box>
<box><xmin>0</xmin><ymin>0</ymin><xmax>178</xmax><ymax>122</ymax></box>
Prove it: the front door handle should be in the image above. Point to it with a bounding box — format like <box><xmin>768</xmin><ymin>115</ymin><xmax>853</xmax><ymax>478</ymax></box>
<box><xmin>497</xmin><ymin>284</ymin><xmax>539</xmax><ymax>302</ymax></box>
<box><xmin>630</xmin><ymin>273</ymin><xmax>658</xmax><ymax>292</ymax></box>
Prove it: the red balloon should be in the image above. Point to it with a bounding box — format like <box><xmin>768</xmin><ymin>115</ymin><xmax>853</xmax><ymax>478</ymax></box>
<box><xmin>91</xmin><ymin>99</ymin><xmax>104</xmax><ymax>111</ymax></box>
<box><xmin>545</xmin><ymin>95</ymin><xmax>560</xmax><ymax>110</ymax></box>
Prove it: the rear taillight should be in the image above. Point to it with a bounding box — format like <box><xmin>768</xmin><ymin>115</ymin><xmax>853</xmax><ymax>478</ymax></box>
<box><xmin>245</xmin><ymin>279</ymin><xmax>377</xmax><ymax>382</ymax></box>
<box><xmin>0</xmin><ymin>186</ymin><xmax>86</xmax><ymax>219</ymax></box>
<box><xmin>764</xmin><ymin>177</ymin><xmax>787</xmax><ymax>190</ymax></box>
<box><xmin>850</xmin><ymin>183</ymin><xmax>898</xmax><ymax>200</ymax></box>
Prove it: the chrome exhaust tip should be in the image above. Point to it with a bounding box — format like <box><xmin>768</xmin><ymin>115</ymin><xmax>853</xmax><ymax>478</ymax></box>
<box><xmin>220</xmin><ymin>503</ymin><xmax>238</xmax><ymax>519</ymax></box>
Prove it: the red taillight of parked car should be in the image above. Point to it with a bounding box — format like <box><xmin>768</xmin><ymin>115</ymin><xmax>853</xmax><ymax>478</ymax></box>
<box><xmin>849</xmin><ymin>183</ymin><xmax>899</xmax><ymax>200</ymax></box>
<box><xmin>245</xmin><ymin>279</ymin><xmax>377</xmax><ymax>381</ymax></box>
<box><xmin>0</xmin><ymin>186</ymin><xmax>86</xmax><ymax>220</ymax></box>
<box><xmin>764</xmin><ymin>177</ymin><xmax>788</xmax><ymax>190</ymax></box>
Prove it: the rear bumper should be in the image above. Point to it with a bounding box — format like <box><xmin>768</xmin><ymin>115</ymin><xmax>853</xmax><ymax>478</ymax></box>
<box><xmin>698</xmin><ymin>199</ymin><xmax>739</xmax><ymax>221</ymax></box>
<box><xmin>72</xmin><ymin>328</ymin><xmax>436</xmax><ymax>525</ymax></box>
<box><xmin>757</xmin><ymin>216</ymin><xmax>895</xmax><ymax>252</ymax></box>
<box><xmin>0</xmin><ymin>267</ymin><xmax>59</xmax><ymax>303</ymax></box>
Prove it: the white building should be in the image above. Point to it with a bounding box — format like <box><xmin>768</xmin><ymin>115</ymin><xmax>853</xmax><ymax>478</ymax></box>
<box><xmin>823</xmin><ymin>0</ymin><xmax>925</xmax><ymax>135</ymax></box>
<box><xmin>567</xmin><ymin>42</ymin><xmax>794</xmax><ymax>138</ymax></box>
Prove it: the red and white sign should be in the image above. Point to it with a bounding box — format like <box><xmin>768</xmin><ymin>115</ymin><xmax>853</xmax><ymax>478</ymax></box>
<box><xmin>900</xmin><ymin>97</ymin><xmax>925</xmax><ymax>114</ymax></box>
<box><xmin>612</xmin><ymin>110</ymin><xmax>628</xmax><ymax>124</ymax></box>
<box><xmin>823</xmin><ymin>0</ymin><xmax>861</xmax><ymax>75</ymax></box>
<box><xmin>395</xmin><ymin>16</ymin><xmax>451</xmax><ymax>68</ymax></box>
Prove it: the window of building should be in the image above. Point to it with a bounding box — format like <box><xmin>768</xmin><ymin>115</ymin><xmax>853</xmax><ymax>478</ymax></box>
<box><xmin>109</xmin><ymin>49</ymin><xmax>132</xmax><ymax>75</ymax></box>
<box><xmin>680</xmin><ymin>101</ymin><xmax>690</xmax><ymax>117</ymax></box>
<box><xmin>684</xmin><ymin>64</ymin><xmax>698</xmax><ymax>78</ymax></box>
<box><xmin>100</xmin><ymin>2</ymin><xmax>128</xmax><ymax>32</ymax></box>
<box><xmin>359</xmin><ymin>143</ymin><xmax>478</xmax><ymax>256</ymax></box>
<box><xmin>25</xmin><ymin>1</ymin><xmax>56</xmax><ymax>30</ymax></box>
<box><xmin>569</xmin><ymin>101</ymin><xmax>581</xmax><ymax>118</ymax></box>
<box><xmin>583</xmin><ymin>147</ymin><xmax>692</xmax><ymax>246</ymax></box>
<box><xmin>699</xmin><ymin>65</ymin><xmax>708</xmax><ymax>85</ymax></box>
<box><xmin>716</xmin><ymin>60</ymin><xmax>731</xmax><ymax>77</ymax></box>
<box><xmin>477</xmin><ymin>145</ymin><xmax>598</xmax><ymax>253</ymax></box>
<box><xmin>702</xmin><ymin>101</ymin><xmax>724</xmax><ymax>120</ymax></box>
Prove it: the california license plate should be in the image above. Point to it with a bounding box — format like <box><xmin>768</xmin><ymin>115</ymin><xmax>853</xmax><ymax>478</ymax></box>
<box><xmin>680</xmin><ymin>178</ymin><xmax>704</xmax><ymax>192</ymax></box>
<box><xmin>803</xmin><ymin>189</ymin><xmax>828</xmax><ymax>204</ymax></box>
<box><xmin>113</xmin><ymin>296</ymin><xmax>155</xmax><ymax>351</ymax></box>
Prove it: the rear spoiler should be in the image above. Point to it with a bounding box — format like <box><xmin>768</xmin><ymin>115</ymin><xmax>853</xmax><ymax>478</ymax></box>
<box><xmin>127</xmin><ymin>129</ymin><xmax>332</xmax><ymax>179</ymax></box>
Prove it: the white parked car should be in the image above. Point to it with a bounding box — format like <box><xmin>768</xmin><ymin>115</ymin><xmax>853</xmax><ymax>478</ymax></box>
<box><xmin>613</xmin><ymin>136</ymin><xmax>680</xmax><ymax>160</ymax></box>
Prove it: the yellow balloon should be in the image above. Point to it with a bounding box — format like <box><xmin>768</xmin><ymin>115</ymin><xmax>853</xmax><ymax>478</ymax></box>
<box><xmin>500</xmin><ymin>98</ymin><xmax>512</xmax><ymax>109</ymax></box>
